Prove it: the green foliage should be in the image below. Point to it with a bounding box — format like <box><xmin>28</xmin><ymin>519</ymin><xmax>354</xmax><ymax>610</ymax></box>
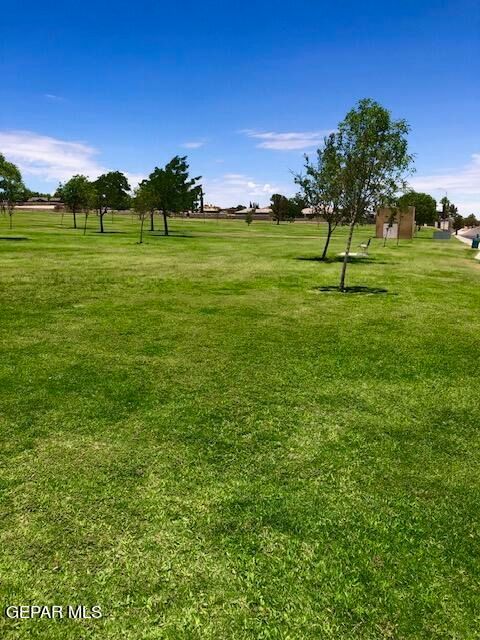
<box><xmin>149</xmin><ymin>156</ymin><xmax>201</xmax><ymax>215</ymax></box>
<box><xmin>58</xmin><ymin>175</ymin><xmax>95</xmax><ymax>229</ymax></box>
<box><xmin>451</xmin><ymin>212</ymin><xmax>464</xmax><ymax>233</ymax></box>
<box><xmin>132</xmin><ymin>180</ymin><xmax>156</xmax><ymax>242</ymax></box>
<box><xmin>148</xmin><ymin>156</ymin><xmax>202</xmax><ymax>235</ymax></box>
<box><xmin>245</xmin><ymin>208</ymin><xmax>254</xmax><ymax>225</ymax></box>
<box><xmin>270</xmin><ymin>193</ymin><xmax>289</xmax><ymax>224</ymax></box>
<box><xmin>94</xmin><ymin>171</ymin><xmax>131</xmax><ymax>211</ymax></box>
<box><xmin>331</xmin><ymin>98</ymin><xmax>414</xmax><ymax>289</ymax></box>
<box><xmin>285</xmin><ymin>194</ymin><xmax>306</xmax><ymax>222</ymax></box>
<box><xmin>464</xmin><ymin>213</ymin><xmax>479</xmax><ymax>227</ymax></box>
<box><xmin>397</xmin><ymin>191</ymin><xmax>437</xmax><ymax>226</ymax></box>
<box><xmin>295</xmin><ymin>134</ymin><xmax>345</xmax><ymax>258</ymax></box>
<box><xmin>0</xmin><ymin>154</ymin><xmax>25</xmax><ymax>227</ymax></box>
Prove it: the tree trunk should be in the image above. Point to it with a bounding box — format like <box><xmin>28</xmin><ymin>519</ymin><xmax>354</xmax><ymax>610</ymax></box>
<box><xmin>73</xmin><ymin>209</ymin><xmax>77</xmax><ymax>229</ymax></box>
<box><xmin>321</xmin><ymin>222</ymin><xmax>333</xmax><ymax>260</ymax></box>
<box><xmin>150</xmin><ymin>211</ymin><xmax>154</xmax><ymax>232</ymax></box>
<box><xmin>9</xmin><ymin>213</ymin><xmax>13</xmax><ymax>229</ymax></box>
<box><xmin>140</xmin><ymin>216</ymin><xmax>145</xmax><ymax>244</ymax></box>
<box><xmin>276</xmin><ymin>218</ymin><xmax>280</xmax><ymax>225</ymax></box>
<box><xmin>83</xmin><ymin>211</ymin><xmax>89</xmax><ymax>235</ymax></box>
<box><xmin>100</xmin><ymin>212</ymin><xmax>104</xmax><ymax>233</ymax></box>
<box><xmin>339</xmin><ymin>217</ymin><xmax>356</xmax><ymax>292</ymax></box>
<box><xmin>162</xmin><ymin>210</ymin><xmax>169</xmax><ymax>236</ymax></box>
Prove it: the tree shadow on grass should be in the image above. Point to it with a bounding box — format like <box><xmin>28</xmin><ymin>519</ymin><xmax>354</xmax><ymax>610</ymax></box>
<box><xmin>0</xmin><ymin>236</ymin><xmax>29</xmax><ymax>241</ymax></box>
<box><xmin>149</xmin><ymin>233</ymin><xmax>195</xmax><ymax>238</ymax></box>
<box><xmin>314</xmin><ymin>285</ymin><xmax>394</xmax><ymax>295</ymax></box>
<box><xmin>93</xmin><ymin>231</ymin><xmax>127</xmax><ymax>234</ymax></box>
<box><xmin>297</xmin><ymin>256</ymin><xmax>392</xmax><ymax>265</ymax></box>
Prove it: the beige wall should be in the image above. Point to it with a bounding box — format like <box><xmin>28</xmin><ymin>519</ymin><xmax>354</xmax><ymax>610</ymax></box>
<box><xmin>376</xmin><ymin>206</ymin><xmax>415</xmax><ymax>239</ymax></box>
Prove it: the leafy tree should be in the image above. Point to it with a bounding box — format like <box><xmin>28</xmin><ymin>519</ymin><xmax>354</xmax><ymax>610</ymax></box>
<box><xmin>148</xmin><ymin>156</ymin><xmax>201</xmax><ymax>236</ymax></box>
<box><xmin>333</xmin><ymin>99</ymin><xmax>413</xmax><ymax>290</ymax></box>
<box><xmin>0</xmin><ymin>154</ymin><xmax>25</xmax><ymax>229</ymax></box>
<box><xmin>57</xmin><ymin>175</ymin><xmax>93</xmax><ymax>229</ymax></box>
<box><xmin>397</xmin><ymin>190</ymin><xmax>436</xmax><ymax>228</ymax></box>
<box><xmin>286</xmin><ymin>194</ymin><xmax>305</xmax><ymax>222</ymax></box>
<box><xmin>295</xmin><ymin>134</ymin><xmax>345</xmax><ymax>259</ymax></box>
<box><xmin>93</xmin><ymin>171</ymin><xmax>131</xmax><ymax>233</ymax></box>
<box><xmin>245</xmin><ymin>206</ymin><xmax>254</xmax><ymax>226</ymax></box>
<box><xmin>270</xmin><ymin>193</ymin><xmax>289</xmax><ymax>225</ymax></box>
<box><xmin>464</xmin><ymin>213</ymin><xmax>479</xmax><ymax>228</ymax></box>
<box><xmin>132</xmin><ymin>182</ymin><xmax>155</xmax><ymax>243</ymax></box>
<box><xmin>451</xmin><ymin>211</ymin><xmax>464</xmax><ymax>234</ymax></box>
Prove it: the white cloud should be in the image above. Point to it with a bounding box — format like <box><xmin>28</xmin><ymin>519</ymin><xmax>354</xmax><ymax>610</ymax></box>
<box><xmin>410</xmin><ymin>153</ymin><xmax>480</xmax><ymax>214</ymax></box>
<box><xmin>44</xmin><ymin>93</ymin><xmax>65</xmax><ymax>102</ymax></box>
<box><xmin>181</xmin><ymin>140</ymin><xmax>206</xmax><ymax>149</ymax></box>
<box><xmin>242</xmin><ymin>129</ymin><xmax>331</xmax><ymax>151</ymax></box>
<box><xmin>203</xmin><ymin>173</ymin><xmax>289</xmax><ymax>207</ymax></box>
<box><xmin>0</xmin><ymin>130</ymin><xmax>145</xmax><ymax>189</ymax></box>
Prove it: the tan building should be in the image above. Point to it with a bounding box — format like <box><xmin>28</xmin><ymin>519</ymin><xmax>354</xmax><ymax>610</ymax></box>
<box><xmin>376</xmin><ymin>206</ymin><xmax>415</xmax><ymax>240</ymax></box>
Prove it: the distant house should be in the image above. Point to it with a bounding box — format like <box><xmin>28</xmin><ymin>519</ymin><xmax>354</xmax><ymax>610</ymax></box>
<box><xmin>236</xmin><ymin>207</ymin><xmax>272</xmax><ymax>215</ymax></box>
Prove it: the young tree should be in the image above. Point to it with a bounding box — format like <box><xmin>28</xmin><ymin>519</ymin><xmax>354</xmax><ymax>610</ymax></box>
<box><xmin>295</xmin><ymin>134</ymin><xmax>344</xmax><ymax>259</ymax></box>
<box><xmin>132</xmin><ymin>182</ymin><xmax>154</xmax><ymax>243</ymax></box>
<box><xmin>270</xmin><ymin>193</ymin><xmax>289</xmax><ymax>225</ymax></box>
<box><xmin>82</xmin><ymin>181</ymin><xmax>97</xmax><ymax>235</ymax></box>
<box><xmin>148</xmin><ymin>156</ymin><xmax>201</xmax><ymax>236</ymax></box>
<box><xmin>245</xmin><ymin>207</ymin><xmax>254</xmax><ymax>226</ymax></box>
<box><xmin>58</xmin><ymin>175</ymin><xmax>92</xmax><ymax>229</ymax></box>
<box><xmin>397</xmin><ymin>190</ymin><xmax>436</xmax><ymax>228</ymax></box>
<box><xmin>0</xmin><ymin>154</ymin><xmax>25</xmax><ymax>229</ymax></box>
<box><xmin>334</xmin><ymin>99</ymin><xmax>413</xmax><ymax>291</ymax></box>
<box><xmin>93</xmin><ymin>171</ymin><xmax>131</xmax><ymax>233</ymax></box>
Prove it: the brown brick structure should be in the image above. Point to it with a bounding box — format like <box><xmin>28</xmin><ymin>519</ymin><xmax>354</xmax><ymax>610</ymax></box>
<box><xmin>375</xmin><ymin>206</ymin><xmax>415</xmax><ymax>240</ymax></box>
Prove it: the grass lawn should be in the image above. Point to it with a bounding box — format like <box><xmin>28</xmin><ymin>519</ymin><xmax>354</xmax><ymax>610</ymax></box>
<box><xmin>1</xmin><ymin>211</ymin><xmax>479</xmax><ymax>639</ymax></box>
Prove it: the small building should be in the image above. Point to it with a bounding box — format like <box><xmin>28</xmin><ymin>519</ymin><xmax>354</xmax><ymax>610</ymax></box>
<box><xmin>376</xmin><ymin>206</ymin><xmax>415</xmax><ymax>240</ymax></box>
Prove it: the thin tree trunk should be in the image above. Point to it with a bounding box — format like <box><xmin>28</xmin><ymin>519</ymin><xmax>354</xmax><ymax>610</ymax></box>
<box><xmin>339</xmin><ymin>217</ymin><xmax>356</xmax><ymax>292</ymax></box>
<box><xmin>73</xmin><ymin>209</ymin><xmax>77</xmax><ymax>229</ymax></box>
<box><xmin>83</xmin><ymin>211</ymin><xmax>89</xmax><ymax>235</ymax></box>
<box><xmin>162</xmin><ymin>210</ymin><xmax>169</xmax><ymax>236</ymax></box>
<box><xmin>321</xmin><ymin>222</ymin><xmax>333</xmax><ymax>260</ymax></box>
<box><xmin>140</xmin><ymin>216</ymin><xmax>145</xmax><ymax>243</ymax></box>
<box><xmin>61</xmin><ymin>210</ymin><xmax>65</xmax><ymax>226</ymax></box>
<box><xmin>150</xmin><ymin>211</ymin><xmax>154</xmax><ymax>232</ymax></box>
<box><xmin>9</xmin><ymin>213</ymin><xmax>13</xmax><ymax>229</ymax></box>
<box><xmin>100</xmin><ymin>212</ymin><xmax>104</xmax><ymax>233</ymax></box>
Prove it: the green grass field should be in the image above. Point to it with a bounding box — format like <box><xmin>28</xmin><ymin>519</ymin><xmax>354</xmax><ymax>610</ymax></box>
<box><xmin>1</xmin><ymin>211</ymin><xmax>479</xmax><ymax>639</ymax></box>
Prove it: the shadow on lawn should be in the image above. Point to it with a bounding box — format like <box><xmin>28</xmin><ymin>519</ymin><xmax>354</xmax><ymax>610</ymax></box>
<box><xmin>0</xmin><ymin>236</ymin><xmax>29</xmax><ymax>241</ymax></box>
<box><xmin>297</xmin><ymin>256</ymin><xmax>391</xmax><ymax>265</ymax></box>
<box><xmin>314</xmin><ymin>285</ymin><xmax>394</xmax><ymax>295</ymax></box>
<box><xmin>149</xmin><ymin>233</ymin><xmax>195</xmax><ymax>238</ymax></box>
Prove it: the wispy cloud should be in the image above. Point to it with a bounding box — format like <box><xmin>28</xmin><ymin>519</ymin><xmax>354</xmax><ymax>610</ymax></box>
<box><xmin>181</xmin><ymin>140</ymin><xmax>206</xmax><ymax>149</ymax></box>
<box><xmin>410</xmin><ymin>153</ymin><xmax>480</xmax><ymax>214</ymax></box>
<box><xmin>242</xmin><ymin>129</ymin><xmax>331</xmax><ymax>151</ymax></box>
<box><xmin>0</xmin><ymin>130</ymin><xmax>144</xmax><ymax>188</ymax></box>
<box><xmin>203</xmin><ymin>173</ymin><xmax>289</xmax><ymax>207</ymax></box>
<box><xmin>44</xmin><ymin>93</ymin><xmax>65</xmax><ymax>102</ymax></box>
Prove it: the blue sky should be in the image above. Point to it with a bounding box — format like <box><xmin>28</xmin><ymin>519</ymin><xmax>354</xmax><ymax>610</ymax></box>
<box><xmin>1</xmin><ymin>0</ymin><xmax>479</xmax><ymax>211</ymax></box>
